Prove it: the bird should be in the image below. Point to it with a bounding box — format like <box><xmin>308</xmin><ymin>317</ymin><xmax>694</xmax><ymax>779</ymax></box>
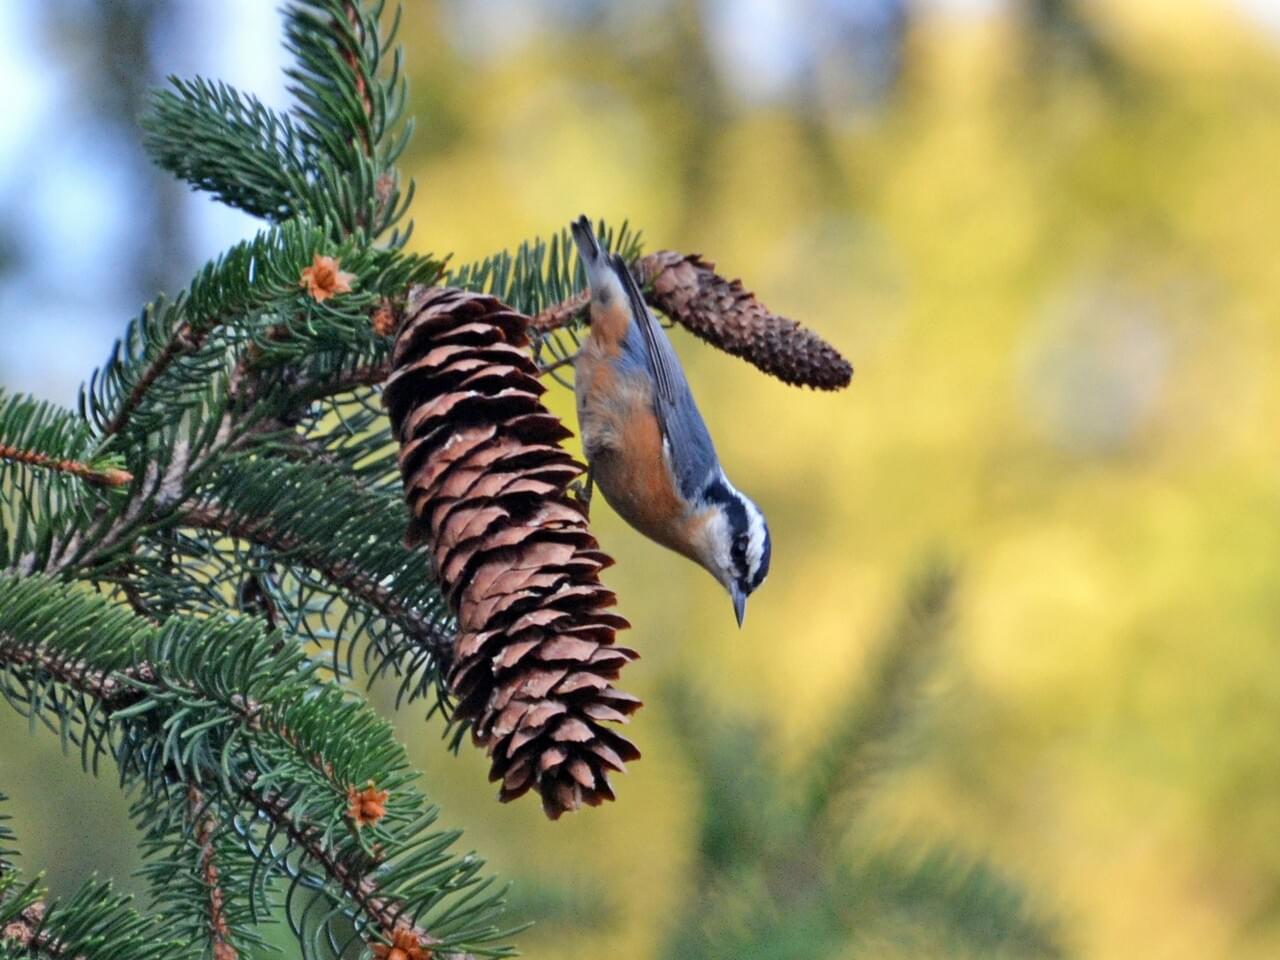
<box><xmin>568</xmin><ymin>215</ymin><xmax>771</xmax><ymax>626</ymax></box>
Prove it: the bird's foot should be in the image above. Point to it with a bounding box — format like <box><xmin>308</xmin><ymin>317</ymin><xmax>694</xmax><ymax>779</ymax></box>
<box><xmin>569</xmin><ymin>468</ymin><xmax>594</xmax><ymax>518</ymax></box>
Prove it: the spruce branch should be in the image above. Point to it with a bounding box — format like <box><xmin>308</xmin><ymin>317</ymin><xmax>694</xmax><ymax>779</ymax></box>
<box><xmin>239</xmin><ymin>787</ymin><xmax>429</xmax><ymax>953</ymax></box>
<box><xmin>94</xmin><ymin>307</ymin><xmax>202</xmax><ymax>443</ymax></box>
<box><xmin>1</xmin><ymin>390</ymin><xmax>133</xmax><ymax>574</ymax></box>
<box><xmin>0</xmin><ymin>882</ymin><xmax>178</xmax><ymax>960</ymax></box>
<box><xmin>0</xmin><ymin>796</ymin><xmax>179</xmax><ymax>960</ymax></box>
<box><xmin>87</xmin><ymin>218</ymin><xmax>388</xmax><ymax>442</ymax></box>
<box><xmin>177</xmin><ymin>451</ymin><xmax>456</xmax><ymax>695</ymax></box>
<box><xmin>0</xmin><ymin>0</ymin><xmax>874</xmax><ymax>948</ymax></box>
<box><xmin>0</xmin><ymin>575</ymin><xmax>513</xmax><ymax>958</ymax></box>
<box><xmin>0</xmin><ymin>643</ymin><xmax>155</xmax><ymax>715</ymax></box>
<box><xmin>662</xmin><ymin>563</ymin><xmax>1061</xmax><ymax>959</ymax></box>
<box><xmin>145</xmin><ymin>1</ymin><xmax>414</xmax><ymax>243</ymax></box>
<box><xmin>56</xmin><ymin>230</ymin><xmax>437</xmax><ymax>581</ymax></box>
<box><xmin>143</xmin><ymin>77</ymin><xmax>316</xmax><ymax>223</ymax></box>
<box><xmin>660</xmin><ymin>679</ymin><xmax>782</xmax><ymax>876</ymax></box>
<box><xmin>187</xmin><ymin>787</ymin><xmax>239</xmax><ymax>960</ymax></box>
<box><xmin>337</xmin><ymin>1</ymin><xmax>376</xmax><ymax>147</ymax></box>
<box><xmin>282</xmin><ymin>0</ymin><xmax>414</xmax><ymax>240</ymax></box>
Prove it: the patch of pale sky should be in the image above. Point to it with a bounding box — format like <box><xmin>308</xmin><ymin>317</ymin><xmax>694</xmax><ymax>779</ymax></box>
<box><xmin>0</xmin><ymin>5</ymin><xmax>60</xmax><ymax>182</ymax></box>
<box><xmin>705</xmin><ymin>0</ymin><xmax>809</xmax><ymax>101</ymax></box>
<box><xmin>916</xmin><ymin>0</ymin><xmax>1005</xmax><ymax>16</ymax></box>
<box><xmin>0</xmin><ymin>1</ymin><xmax>286</xmax><ymax>402</ymax></box>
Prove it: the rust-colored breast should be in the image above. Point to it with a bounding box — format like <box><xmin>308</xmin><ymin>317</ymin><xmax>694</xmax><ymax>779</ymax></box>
<box><xmin>578</xmin><ymin>369</ymin><xmax>700</xmax><ymax>564</ymax></box>
<box><xmin>575</xmin><ymin>304</ymin><xmax>716</xmax><ymax>572</ymax></box>
<box><xmin>589</xmin><ymin>298</ymin><xmax>632</xmax><ymax>356</ymax></box>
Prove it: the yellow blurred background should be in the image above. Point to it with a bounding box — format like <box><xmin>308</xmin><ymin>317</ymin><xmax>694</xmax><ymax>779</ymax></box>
<box><xmin>3</xmin><ymin>1</ymin><xmax>1280</xmax><ymax>958</ymax></box>
<box><xmin>391</xmin><ymin>2</ymin><xmax>1280</xmax><ymax>957</ymax></box>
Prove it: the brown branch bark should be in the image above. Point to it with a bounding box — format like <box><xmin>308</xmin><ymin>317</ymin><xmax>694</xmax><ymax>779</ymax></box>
<box><xmin>99</xmin><ymin>322</ymin><xmax>204</xmax><ymax>439</ymax></box>
<box><xmin>189</xmin><ymin>785</ymin><xmax>239</xmax><ymax>960</ymax></box>
<box><xmin>340</xmin><ymin>1</ymin><xmax>374</xmax><ymax>155</ymax></box>
<box><xmin>0</xmin><ymin>639</ymin><xmax>155</xmax><ymax>711</ymax></box>
<box><xmin>241</xmin><ymin>785</ymin><xmax>440</xmax><ymax>953</ymax></box>
<box><xmin>294</xmin><ymin>361</ymin><xmax>390</xmax><ymax>404</ymax></box>
<box><xmin>0</xmin><ymin>444</ymin><xmax>132</xmax><ymax>488</ymax></box>
<box><xmin>529</xmin><ymin>288</ymin><xmax>589</xmax><ymax>334</ymax></box>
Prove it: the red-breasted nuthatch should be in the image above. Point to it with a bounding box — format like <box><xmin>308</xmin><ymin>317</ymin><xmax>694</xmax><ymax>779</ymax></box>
<box><xmin>569</xmin><ymin>215</ymin><xmax>771</xmax><ymax>626</ymax></box>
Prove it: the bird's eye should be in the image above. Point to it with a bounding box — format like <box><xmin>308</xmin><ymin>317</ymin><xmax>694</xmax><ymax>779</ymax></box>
<box><xmin>730</xmin><ymin>532</ymin><xmax>751</xmax><ymax>577</ymax></box>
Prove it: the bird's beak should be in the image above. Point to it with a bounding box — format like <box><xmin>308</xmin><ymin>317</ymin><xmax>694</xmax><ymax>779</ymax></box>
<box><xmin>570</xmin><ymin>214</ymin><xmax>600</xmax><ymax>261</ymax></box>
<box><xmin>732</xmin><ymin>585</ymin><xmax>747</xmax><ymax>628</ymax></box>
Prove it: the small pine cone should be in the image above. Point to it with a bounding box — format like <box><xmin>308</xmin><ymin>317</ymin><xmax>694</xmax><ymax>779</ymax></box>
<box><xmin>384</xmin><ymin>286</ymin><xmax>642</xmax><ymax>818</ymax></box>
<box><xmin>638</xmin><ymin>251</ymin><xmax>853</xmax><ymax>390</ymax></box>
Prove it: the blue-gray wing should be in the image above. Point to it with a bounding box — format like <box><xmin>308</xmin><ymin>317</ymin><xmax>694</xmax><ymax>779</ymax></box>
<box><xmin>611</xmin><ymin>254</ymin><xmax>719</xmax><ymax>499</ymax></box>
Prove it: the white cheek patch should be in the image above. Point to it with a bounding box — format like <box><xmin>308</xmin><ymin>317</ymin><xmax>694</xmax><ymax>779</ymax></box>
<box><xmin>599</xmin><ymin>271</ymin><xmax>627</xmax><ymax>310</ymax></box>
<box><xmin>694</xmin><ymin>470</ymin><xmax>770</xmax><ymax>589</ymax></box>
<box><xmin>703</xmin><ymin>511</ymin><xmax>733</xmax><ymax>582</ymax></box>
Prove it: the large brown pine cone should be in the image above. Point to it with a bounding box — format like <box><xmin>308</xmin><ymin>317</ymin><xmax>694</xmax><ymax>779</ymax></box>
<box><xmin>638</xmin><ymin>251</ymin><xmax>853</xmax><ymax>390</ymax></box>
<box><xmin>383</xmin><ymin>285</ymin><xmax>641</xmax><ymax>818</ymax></box>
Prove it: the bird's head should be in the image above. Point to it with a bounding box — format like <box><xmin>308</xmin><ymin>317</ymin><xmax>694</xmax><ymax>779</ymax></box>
<box><xmin>570</xmin><ymin>214</ymin><xmax>627</xmax><ymax>310</ymax></box>
<box><xmin>699</xmin><ymin>474</ymin><xmax>772</xmax><ymax>627</ymax></box>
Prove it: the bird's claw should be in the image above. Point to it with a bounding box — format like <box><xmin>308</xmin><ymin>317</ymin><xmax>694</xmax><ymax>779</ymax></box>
<box><xmin>569</xmin><ymin>469</ymin><xmax>594</xmax><ymax>518</ymax></box>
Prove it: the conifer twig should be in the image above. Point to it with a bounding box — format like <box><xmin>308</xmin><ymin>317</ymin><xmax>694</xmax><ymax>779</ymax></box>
<box><xmin>339</xmin><ymin>1</ymin><xmax>374</xmax><ymax>154</ymax></box>
<box><xmin>178</xmin><ymin>504</ymin><xmax>455</xmax><ymax>662</ymax></box>
<box><xmin>241</xmin><ymin>785</ymin><xmax>441</xmax><ymax>956</ymax></box>
<box><xmin>0</xmin><ymin>635</ymin><xmax>450</xmax><ymax>958</ymax></box>
<box><xmin>0</xmin><ymin>443</ymin><xmax>132</xmax><ymax>487</ymax></box>
<box><xmin>801</xmin><ymin>561</ymin><xmax>953</xmax><ymax>831</ymax></box>
<box><xmin>529</xmin><ymin>289</ymin><xmax>589</xmax><ymax>333</ymax></box>
<box><xmin>188</xmin><ymin>786</ymin><xmax>238</xmax><ymax>960</ymax></box>
<box><xmin>99</xmin><ymin>323</ymin><xmax>202</xmax><ymax>439</ymax></box>
<box><xmin>0</xmin><ymin>639</ymin><xmax>155</xmax><ymax>711</ymax></box>
<box><xmin>0</xmin><ymin>3</ymin><xmax>516</xmax><ymax>953</ymax></box>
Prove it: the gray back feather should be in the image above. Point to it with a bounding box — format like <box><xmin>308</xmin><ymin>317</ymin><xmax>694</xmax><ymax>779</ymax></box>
<box><xmin>611</xmin><ymin>254</ymin><xmax>720</xmax><ymax>500</ymax></box>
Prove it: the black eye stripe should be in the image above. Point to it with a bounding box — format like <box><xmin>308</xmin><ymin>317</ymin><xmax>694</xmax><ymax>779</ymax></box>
<box><xmin>704</xmin><ymin>476</ymin><xmax>768</xmax><ymax>587</ymax></box>
<box><xmin>730</xmin><ymin>533</ymin><xmax>748</xmax><ymax>577</ymax></box>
